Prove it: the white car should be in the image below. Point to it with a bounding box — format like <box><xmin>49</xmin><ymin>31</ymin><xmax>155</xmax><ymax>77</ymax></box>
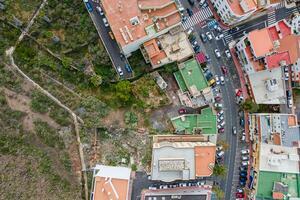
<box><xmin>217</xmin><ymin>115</ymin><xmax>224</xmax><ymax>123</ymax></box>
<box><xmin>217</xmin><ymin>110</ymin><xmax>224</xmax><ymax>117</ymax></box>
<box><xmin>241</xmin><ymin>149</ymin><xmax>250</xmax><ymax>155</ymax></box>
<box><xmin>220</xmin><ymin>76</ymin><xmax>225</xmax><ymax>85</ymax></box>
<box><xmin>241</xmin><ymin>135</ymin><xmax>246</xmax><ymax>142</ymax></box>
<box><xmin>288</xmin><ymin>99</ymin><xmax>293</xmax><ymax>108</ymax></box>
<box><xmin>225</xmin><ymin>50</ymin><xmax>231</xmax><ymax>59</ymax></box>
<box><xmin>241</xmin><ymin>161</ymin><xmax>249</xmax><ymax>166</ymax></box>
<box><xmin>96</xmin><ymin>6</ymin><xmax>104</xmax><ymax>15</ymax></box>
<box><xmin>187</xmin><ymin>27</ymin><xmax>194</xmax><ymax>35</ymax></box>
<box><xmin>206</xmin><ymin>31</ymin><xmax>213</xmax><ymax>40</ymax></box>
<box><xmin>216</xmin><ymin>145</ymin><xmax>223</xmax><ymax>151</ymax></box>
<box><xmin>215</xmin><ymin>75</ymin><xmax>220</xmax><ymax>85</ymax></box>
<box><xmin>215</xmin><ymin>34</ymin><xmax>224</xmax><ymax>40</ymax></box>
<box><xmin>214</xmin><ymin>103</ymin><xmax>223</xmax><ymax>108</ymax></box>
<box><xmin>219</xmin><ymin>121</ymin><xmax>225</xmax><ymax>127</ymax></box>
<box><xmin>102</xmin><ymin>17</ymin><xmax>109</xmax><ymax>27</ymax></box>
<box><xmin>191</xmin><ymin>40</ymin><xmax>198</xmax><ymax>47</ymax></box>
<box><xmin>83</xmin><ymin>0</ymin><xmax>88</xmax><ymax>2</ymax></box>
<box><xmin>284</xmin><ymin>72</ymin><xmax>289</xmax><ymax>80</ymax></box>
<box><xmin>214</xmin><ymin>49</ymin><xmax>221</xmax><ymax>58</ymax></box>
<box><xmin>216</xmin><ymin>151</ymin><xmax>224</xmax><ymax>158</ymax></box>
<box><xmin>241</xmin><ymin>156</ymin><xmax>249</xmax><ymax>161</ymax></box>
<box><xmin>117</xmin><ymin>66</ymin><xmax>124</xmax><ymax>76</ymax></box>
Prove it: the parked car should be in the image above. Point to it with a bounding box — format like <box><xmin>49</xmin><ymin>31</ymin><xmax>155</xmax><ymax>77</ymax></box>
<box><xmin>240</xmin><ymin>172</ymin><xmax>247</xmax><ymax>177</ymax></box>
<box><xmin>236</xmin><ymin>193</ymin><xmax>245</xmax><ymax>198</ymax></box>
<box><xmin>288</xmin><ymin>98</ymin><xmax>293</xmax><ymax>108</ymax></box>
<box><xmin>214</xmin><ymin>103</ymin><xmax>223</xmax><ymax>108</ymax></box>
<box><xmin>221</xmin><ymin>65</ymin><xmax>228</xmax><ymax>75</ymax></box>
<box><xmin>187</xmin><ymin>8</ymin><xmax>193</xmax><ymax>16</ymax></box>
<box><xmin>220</xmin><ymin>76</ymin><xmax>225</xmax><ymax>85</ymax></box>
<box><xmin>217</xmin><ymin>110</ymin><xmax>224</xmax><ymax>117</ymax></box>
<box><xmin>200</xmin><ymin>33</ymin><xmax>207</xmax><ymax>43</ymax></box>
<box><xmin>117</xmin><ymin>66</ymin><xmax>124</xmax><ymax>76</ymax></box>
<box><xmin>216</xmin><ymin>151</ymin><xmax>224</xmax><ymax>158</ymax></box>
<box><xmin>215</xmin><ymin>34</ymin><xmax>224</xmax><ymax>40</ymax></box>
<box><xmin>214</xmin><ymin>49</ymin><xmax>221</xmax><ymax>58</ymax></box>
<box><xmin>178</xmin><ymin>108</ymin><xmax>187</xmax><ymax>114</ymax></box>
<box><xmin>216</xmin><ymin>145</ymin><xmax>223</xmax><ymax>151</ymax></box>
<box><xmin>219</xmin><ymin>121</ymin><xmax>225</xmax><ymax>127</ymax></box>
<box><xmin>96</xmin><ymin>6</ymin><xmax>104</xmax><ymax>15</ymax></box>
<box><xmin>215</xmin><ymin>96</ymin><xmax>222</xmax><ymax>102</ymax></box>
<box><xmin>191</xmin><ymin>40</ymin><xmax>198</xmax><ymax>47</ymax></box>
<box><xmin>284</xmin><ymin>72</ymin><xmax>289</xmax><ymax>80</ymax></box>
<box><xmin>199</xmin><ymin>0</ymin><xmax>206</xmax><ymax>7</ymax></box>
<box><xmin>286</xmin><ymin>90</ymin><xmax>292</xmax><ymax>98</ymax></box>
<box><xmin>217</xmin><ymin>115</ymin><xmax>224</xmax><ymax>123</ymax></box>
<box><xmin>206</xmin><ymin>31</ymin><xmax>213</xmax><ymax>40</ymax></box>
<box><xmin>215</xmin><ymin>75</ymin><xmax>220</xmax><ymax>85</ymax></box>
<box><xmin>102</xmin><ymin>17</ymin><xmax>109</xmax><ymax>27</ymax></box>
<box><xmin>241</xmin><ymin>135</ymin><xmax>246</xmax><ymax>142</ymax></box>
<box><xmin>124</xmin><ymin>64</ymin><xmax>132</xmax><ymax>73</ymax></box>
<box><xmin>241</xmin><ymin>161</ymin><xmax>249</xmax><ymax>166</ymax></box>
<box><xmin>218</xmin><ymin>127</ymin><xmax>225</xmax><ymax>133</ymax></box>
<box><xmin>241</xmin><ymin>156</ymin><xmax>249</xmax><ymax>161</ymax></box>
<box><xmin>237</xmin><ymin>188</ymin><xmax>244</xmax><ymax>193</ymax></box>
<box><xmin>240</xmin><ymin>117</ymin><xmax>245</xmax><ymax>126</ymax></box>
<box><xmin>239</xmin><ymin>181</ymin><xmax>246</xmax><ymax>187</ymax></box>
<box><xmin>240</xmin><ymin>166</ymin><xmax>247</xmax><ymax>171</ymax></box>
<box><xmin>194</xmin><ymin>45</ymin><xmax>201</xmax><ymax>53</ymax></box>
<box><xmin>188</xmin><ymin>0</ymin><xmax>195</xmax><ymax>6</ymax></box>
<box><xmin>284</xmin><ymin>65</ymin><xmax>289</xmax><ymax>72</ymax></box>
<box><xmin>205</xmin><ymin>54</ymin><xmax>211</xmax><ymax>62</ymax></box>
<box><xmin>239</xmin><ymin>176</ymin><xmax>247</xmax><ymax>182</ymax></box>
<box><xmin>225</xmin><ymin>50</ymin><xmax>231</xmax><ymax>59</ymax></box>
<box><xmin>182</xmin><ymin>15</ymin><xmax>188</xmax><ymax>22</ymax></box>
<box><xmin>85</xmin><ymin>2</ymin><xmax>93</xmax><ymax>12</ymax></box>
<box><xmin>229</xmin><ymin>26</ymin><xmax>240</xmax><ymax>34</ymax></box>
<box><xmin>241</xmin><ymin>149</ymin><xmax>250</xmax><ymax>154</ymax></box>
<box><xmin>187</xmin><ymin>27</ymin><xmax>194</xmax><ymax>35</ymax></box>
<box><xmin>232</xmin><ymin>126</ymin><xmax>237</xmax><ymax>135</ymax></box>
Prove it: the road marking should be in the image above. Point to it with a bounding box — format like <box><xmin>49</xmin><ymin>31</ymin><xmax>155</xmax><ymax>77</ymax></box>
<box><xmin>182</xmin><ymin>7</ymin><xmax>213</xmax><ymax>30</ymax></box>
<box><xmin>267</xmin><ymin>10</ymin><xmax>276</xmax><ymax>26</ymax></box>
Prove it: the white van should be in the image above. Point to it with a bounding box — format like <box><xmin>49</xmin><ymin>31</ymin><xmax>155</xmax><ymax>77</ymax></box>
<box><xmin>187</xmin><ymin>27</ymin><xmax>194</xmax><ymax>35</ymax></box>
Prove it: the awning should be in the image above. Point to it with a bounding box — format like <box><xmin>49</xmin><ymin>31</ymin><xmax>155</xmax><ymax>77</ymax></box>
<box><xmin>196</xmin><ymin>52</ymin><xmax>206</xmax><ymax>64</ymax></box>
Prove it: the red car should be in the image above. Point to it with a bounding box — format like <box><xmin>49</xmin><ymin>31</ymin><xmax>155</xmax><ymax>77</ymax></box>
<box><xmin>236</xmin><ymin>193</ymin><xmax>244</xmax><ymax>198</ymax></box>
<box><xmin>215</xmin><ymin>96</ymin><xmax>222</xmax><ymax>102</ymax></box>
<box><xmin>178</xmin><ymin>108</ymin><xmax>187</xmax><ymax>114</ymax></box>
<box><xmin>221</xmin><ymin>65</ymin><xmax>228</xmax><ymax>75</ymax></box>
<box><xmin>218</xmin><ymin>128</ymin><xmax>225</xmax><ymax>133</ymax></box>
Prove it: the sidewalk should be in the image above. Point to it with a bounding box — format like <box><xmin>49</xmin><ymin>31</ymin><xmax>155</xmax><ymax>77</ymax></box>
<box><xmin>230</xmin><ymin>48</ymin><xmax>249</xmax><ymax>99</ymax></box>
<box><xmin>207</xmin><ymin>0</ymin><xmax>230</xmax><ymax>29</ymax></box>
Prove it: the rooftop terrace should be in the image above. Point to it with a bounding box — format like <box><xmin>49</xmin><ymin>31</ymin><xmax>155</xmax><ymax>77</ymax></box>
<box><xmin>256</xmin><ymin>171</ymin><xmax>300</xmax><ymax>199</ymax></box>
<box><xmin>171</xmin><ymin>107</ymin><xmax>217</xmax><ymax>135</ymax></box>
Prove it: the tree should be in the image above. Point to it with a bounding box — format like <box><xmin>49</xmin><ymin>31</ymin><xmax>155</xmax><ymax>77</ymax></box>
<box><xmin>241</xmin><ymin>98</ymin><xmax>258</xmax><ymax>113</ymax></box>
<box><xmin>213</xmin><ymin>165</ymin><xmax>227</xmax><ymax>178</ymax></box>
<box><xmin>115</xmin><ymin>80</ymin><xmax>133</xmax><ymax>105</ymax></box>
<box><xmin>217</xmin><ymin>140</ymin><xmax>229</xmax><ymax>151</ymax></box>
<box><xmin>61</xmin><ymin>56</ymin><xmax>73</xmax><ymax>69</ymax></box>
<box><xmin>212</xmin><ymin>186</ymin><xmax>225</xmax><ymax>200</ymax></box>
<box><xmin>90</xmin><ymin>74</ymin><xmax>102</xmax><ymax>87</ymax></box>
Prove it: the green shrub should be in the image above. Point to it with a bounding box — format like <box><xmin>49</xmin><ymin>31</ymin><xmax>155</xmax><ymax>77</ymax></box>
<box><xmin>30</xmin><ymin>90</ymin><xmax>54</xmax><ymax>113</ymax></box>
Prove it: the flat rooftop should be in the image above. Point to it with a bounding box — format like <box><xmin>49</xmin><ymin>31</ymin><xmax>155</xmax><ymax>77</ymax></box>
<box><xmin>259</xmin><ymin>143</ymin><xmax>300</xmax><ymax>174</ymax></box>
<box><xmin>151</xmin><ymin>137</ymin><xmax>215</xmax><ymax>182</ymax></box>
<box><xmin>259</xmin><ymin>114</ymin><xmax>300</xmax><ymax>147</ymax></box>
<box><xmin>256</xmin><ymin>171</ymin><xmax>300</xmax><ymax>199</ymax></box>
<box><xmin>144</xmin><ymin>31</ymin><xmax>193</xmax><ymax>68</ymax></box>
<box><xmin>92</xmin><ymin>165</ymin><xmax>131</xmax><ymax>200</ymax></box>
<box><xmin>174</xmin><ymin>58</ymin><xmax>208</xmax><ymax>96</ymax></box>
<box><xmin>101</xmin><ymin>0</ymin><xmax>181</xmax><ymax>48</ymax></box>
<box><xmin>248</xmin><ymin>67</ymin><xmax>286</xmax><ymax>104</ymax></box>
<box><xmin>171</xmin><ymin>107</ymin><xmax>217</xmax><ymax>135</ymax></box>
<box><xmin>248</xmin><ymin>28</ymin><xmax>274</xmax><ymax>58</ymax></box>
<box><xmin>227</xmin><ymin>0</ymin><xmax>257</xmax><ymax>15</ymax></box>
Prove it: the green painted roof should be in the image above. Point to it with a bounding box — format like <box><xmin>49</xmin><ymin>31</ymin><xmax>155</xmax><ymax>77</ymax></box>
<box><xmin>174</xmin><ymin>58</ymin><xmax>208</xmax><ymax>93</ymax></box>
<box><xmin>171</xmin><ymin>107</ymin><xmax>217</xmax><ymax>135</ymax></box>
<box><xmin>256</xmin><ymin>171</ymin><xmax>300</xmax><ymax>199</ymax></box>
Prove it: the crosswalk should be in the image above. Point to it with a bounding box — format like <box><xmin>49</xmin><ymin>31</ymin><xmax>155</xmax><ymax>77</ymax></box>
<box><xmin>223</xmin><ymin>31</ymin><xmax>233</xmax><ymax>45</ymax></box>
<box><xmin>285</xmin><ymin>6</ymin><xmax>299</xmax><ymax>16</ymax></box>
<box><xmin>182</xmin><ymin>7</ymin><xmax>213</xmax><ymax>30</ymax></box>
<box><xmin>274</xmin><ymin>1</ymin><xmax>285</xmax><ymax>10</ymax></box>
<box><xmin>267</xmin><ymin>10</ymin><xmax>276</xmax><ymax>26</ymax></box>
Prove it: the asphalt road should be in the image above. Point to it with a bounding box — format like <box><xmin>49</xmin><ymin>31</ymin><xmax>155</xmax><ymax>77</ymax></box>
<box><xmin>84</xmin><ymin>0</ymin><xmax>133</xmax><ymax>79</ymax></box>
<box><xmin>177</xmin><ymin>1</ymin><xmax>299</xmax><ymax>199</ymax></box>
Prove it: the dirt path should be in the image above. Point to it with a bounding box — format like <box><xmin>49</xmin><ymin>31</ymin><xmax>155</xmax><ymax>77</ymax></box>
<box><xmin>3</xmin><ymin>88</ymin><xmax>60</xmax><ymax>132</ymax></box>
